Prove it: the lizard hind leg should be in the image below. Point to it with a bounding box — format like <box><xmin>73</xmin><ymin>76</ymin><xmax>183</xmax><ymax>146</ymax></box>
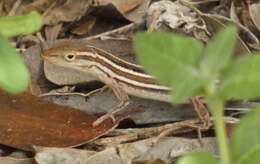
<box><xmin>92</xmin><ymin>81</ymin><xmax>130</xmax><ymax>127</ymax></box>
<box><xmin>190</xmin><ymin>97</ymin><xmax>211</xmax><ymax>129</ymax></box>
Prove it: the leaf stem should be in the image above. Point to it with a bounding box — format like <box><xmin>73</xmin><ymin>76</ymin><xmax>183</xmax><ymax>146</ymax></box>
<box><xmin>208</xmin><ymin>98</ymin><xmax>230</xmax><ymax>164</ymax></box>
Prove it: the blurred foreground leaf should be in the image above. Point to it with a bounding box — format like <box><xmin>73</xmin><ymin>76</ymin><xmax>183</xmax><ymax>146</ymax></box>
<box><xmin>0</xmin><ymin>34</ymin><xmax>30</xmax><ymax>94</ymax></box>
<box><xmin>177</xmin><ymin>152</ymin><xmax>218</xmax><ymax>164</ymax></box>
<box><xmin>134</xmin><ymin>32</ymin><xmax>203</xmax><ymax>103</ymax></box>
<box><xmin>0</xmin><ymin>11</ymin><xmax>42</xmax><ymax>37</ymax></box>
<box><xmin>219</xmin><ymin>54</ymin><xmax>260</xmax><ymax>100</ymax></box>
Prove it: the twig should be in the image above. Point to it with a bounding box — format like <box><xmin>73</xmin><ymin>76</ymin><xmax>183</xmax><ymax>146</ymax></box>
<box><xmin>8</xmin><ymin>0</ymin><xmax>22</xmax><ymax>16</ymax></box>
<box><xmin>82</xmin><ymin>23</ymin><xmax>137</xmax><ymax>41</ymax></box>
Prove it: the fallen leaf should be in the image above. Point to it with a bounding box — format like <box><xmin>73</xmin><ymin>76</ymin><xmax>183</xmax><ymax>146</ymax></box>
<box><xmin>3</xmin><ymin>0</ymin><xmax>17</xmax><ymax>14</ymax></box>
<box><xmin>70</xmin><ymin>16</ymin><xmax>97</xmax><ymax>35</ymax></box>
<box><xmin>95</xmin><ymin>0</ymin><xmax>150</xmax><ymax>23</ymax></box>
<box><xmin>249</xmin><ymin>3</ymin><xmax>260</xmax><ymax>31</ymax></box>
<box><xmin>43</xmin><ymin>0</ymin><xmax>91</xmax><ymax>25</ymax></box>
<box><xmin>20</xmin><ymin>0</ymin><xmax>53</xmax><ymax>13</ymax></box>
<box><xmin>44</xmin><ymin>23</ymin><xmax>62</xmax><ymax>43</ymax></box>
<box><xmin>0</xmin><ymin>0</ymin><xmax>4</xmax><ymax>16</ymax></box>
<box><xmin>230</xmin><ymin>0</ymin><xmax>258</xmax><ymax>35</ymax></box>
<box><xmin>113</xmin><ymin>0</ymin><xmax>145</xmax><ymax>14</ymax></box>
<box><xmin>201</xmin><ymin>13</ymin><xmax>253</xmax><ymax>55</ymax></box>
<box><xmin>34</xmin><ymin>146</ymin><xmax>119</xmax><ymax>164</ymax></box>
<box><xmin>0</xmin><ymin>91</ymin><xmax>118</xmax><ymax>150</ymax></box>
<box><xmin>33</xmin><ymin>137</ymin><xmax>217</xmax><ymax>164</ymax></box>
<box><xmin>0</xmin><ymin>157</ymin><xmax>34</xmax><ymax>164</ymax></box>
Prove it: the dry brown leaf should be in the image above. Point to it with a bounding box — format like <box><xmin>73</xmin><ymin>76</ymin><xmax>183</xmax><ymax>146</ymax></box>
<box><xmin>249</xmin><ymin>3</ymin><xmax>260</xmax><ymax>31</ymax></box>
<box><xmin>20</xmin><ymin>0</ymin><xmax>54</xmax><ymax>13</ymax></box>
<box><xmin>0</xmin><ymin>157</ymin><xmax>34</xmax><ymax>164</ymax></box>
<box><xmin>202</xmin><ymin>14</ymin><xmax>251</xmax><ymax>55</ymax></box>
<box><xmin>230</xmin><ymin>0</ymin><xmax>257</xmax><ymax>34</ymax></box>
<box><xmin>23</xmin><ymin>44</ymin><xmax>49</xmax><ymax>95</ymax></box>
<box><xmin>7</xmin><ymin>0</ymin><xmax>22</xmax><ymax>16</ymax></box>
<box><xmin>44</xmin><ymin>24</ymin><xmax>63</xmax><ymax>43</ymax></box>
<box><xmin>95</xmin><ymin>0</ymin><xmax>150</xmax><ymax>23</ymax></box>
<box><xmin>118</xmin><ymin>0</ymin><xmax>150</xmax><ymax>23</ymax></box>
<box><xmin>71</xmin><ymin>16</ymin><xmax>97</xmax><ymax>35</ymax></box>
<box><xmin>130</xmin><ymin>137</ymin><xmax>217</xmax><ymax>163</ymax></box>
<box><xmin>0</xmin><ymin>0</ymin><xmax>4</xmax><ymax>16</ymax></box>
<box><xmin>113</xmin><ymin>0</ymin><xmax>145</xmax><ymax>14</ymax></box>
<box><xmin>3</xmin><ymin>0</ymin><xmax>17</xmax><ymax>14</ymax></box>
<box><xmin>230</xmin><ymin>2</ymin><xmax>241</xmax><ymax>25</ymax></box>
<box><xmin>33</xmin><ymin>137</ymin><xmax>217</xmax><ymax>164</ymax></box>
<box><xmin>34</xmin><ymin>146</ymin><xmax>119</xmax><ymax>164</ymax></box>
<box><xmin>43</xmin><ymin>0</ymin><xmax>91</xmax><ymax>25</ymax></box>
<box><xmin>0</xmin><ymin>91</ymin><xmax>118</xmax><ymax>150</ymax></box>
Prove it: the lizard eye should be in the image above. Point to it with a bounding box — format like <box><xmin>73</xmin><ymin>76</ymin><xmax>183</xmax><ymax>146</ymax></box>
<box><xmin>65</xmin><ymin>53</ymin><xmax>76</xmax><ymax>62</ymax></box>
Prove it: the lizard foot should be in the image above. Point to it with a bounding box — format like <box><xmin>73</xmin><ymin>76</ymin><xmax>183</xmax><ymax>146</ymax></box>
<box><xmin>92</xmin><ymin>113</ymin><xmax>116</xmax><ymax>127</ymax></box>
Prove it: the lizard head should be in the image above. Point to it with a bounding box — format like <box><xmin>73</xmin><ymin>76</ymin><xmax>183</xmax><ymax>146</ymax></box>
<box><xmin>42</xmin><ymin>42</ymin><xmax>97</xmax><ymax>70</ymax></box>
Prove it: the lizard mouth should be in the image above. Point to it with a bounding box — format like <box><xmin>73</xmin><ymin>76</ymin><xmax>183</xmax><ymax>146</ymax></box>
<box><xmin>41</xmin><ymin>54</ymin><xmax>57</xmax><ymax>65</ymax></box>
<box><xmin>41</xmin><ymin>54</ymin><xmax>50</xmax><ymax>61</ymax></box>
<box><xmin>41</xmin><ymin>51</ymin><xmax>59</xmax><ymax>62</ymax></box>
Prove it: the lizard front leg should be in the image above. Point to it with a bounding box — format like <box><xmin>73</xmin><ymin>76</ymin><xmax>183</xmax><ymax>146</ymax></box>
<box><xmin>92</xmin><ymin>80</ymin><xmax>130</xmax><ymax>126</ymax></box>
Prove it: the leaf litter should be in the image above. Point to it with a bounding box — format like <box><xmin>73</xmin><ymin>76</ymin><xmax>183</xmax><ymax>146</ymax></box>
<box><xmin>0</xmin><ymin>0</ymin><xmax>259</xmax><ymax>163</ymax></box>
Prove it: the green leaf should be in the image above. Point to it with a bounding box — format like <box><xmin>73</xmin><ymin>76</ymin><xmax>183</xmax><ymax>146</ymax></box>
<box><xmin>231</xmin><ymin>107</ymin><xmax>260</xmax><ymax>163</ymax></box>
<box><xmin>169</xmin><ymin>72</ymin><xmax>202</xmax><ymax>102</ymax></box>
<box><xmin>237</xmin><ymin>144</ymin><xmax>260</xmax><ymax>164</ymax></box>
<box><xmin>134</xmin><ymin>32</ymin><xmax>203</xmax><ymax>103</ymax></box>
<box><xmin>218</xmin><ymin>54</ymin><xmax>260</xmax><ymax>100</ymax></box>
<box><xmin>0</xmin><ymin>34</ymin><xmax>30</xmax><ymax>94</ymax></box>
<box><xmin>0</xmin><ymin>11</ymin><xmax>42</xmax><ymax>37</ymax></box>
<box><xmin>200</xmin><ymin>25</ymin><xmax>237</xmax><ymax>79</ymax></box>
<box><xmin>176</xmin><ymin>152</ymin><xmax>218</xmax><ymax>164</ymax></box>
